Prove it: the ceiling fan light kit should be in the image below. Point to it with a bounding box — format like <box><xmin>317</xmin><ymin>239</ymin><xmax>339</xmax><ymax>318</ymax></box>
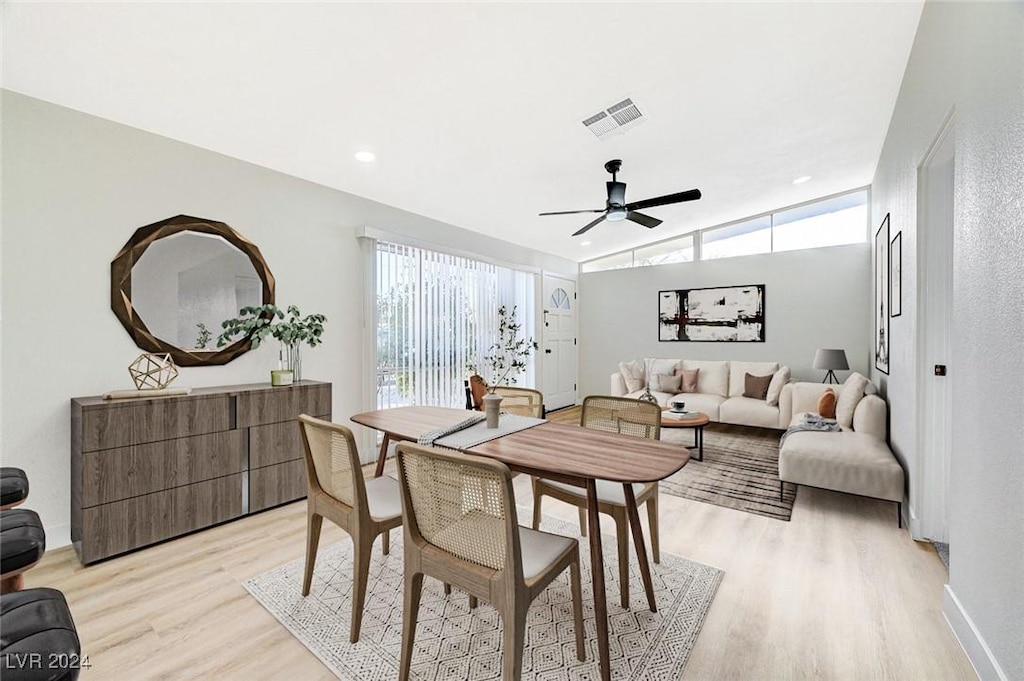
<box><xmin>540</xmin><ymin>159</ymin><xmax>702</xmax><ymax>237</ymax></box>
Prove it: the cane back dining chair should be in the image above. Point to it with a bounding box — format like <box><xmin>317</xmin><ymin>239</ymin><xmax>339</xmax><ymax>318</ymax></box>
<box><xmin>531</xmin><ymin>395</ymin><xmax>662</xmax><ymax>609</ymax></box>
<box><xmin>491</xmin><ymin>386</ymin><xmax>544</xmax><ymax>418</ymax></box>
<box><xmin>297</xmin><ymin>414</ymin><xmax>403</xmax><ymax>643</ymax></box>
<box><xmin>395</xmin><ymin>443</ymin><xmax>585</xmax><ymax>681</ymax></box>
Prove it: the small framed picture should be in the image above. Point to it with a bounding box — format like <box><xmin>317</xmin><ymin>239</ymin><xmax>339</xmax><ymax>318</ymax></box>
<box><xmin>890</xmin><ymin>231</ymin><xmax>902</xmax><ymax>318</ymax></box>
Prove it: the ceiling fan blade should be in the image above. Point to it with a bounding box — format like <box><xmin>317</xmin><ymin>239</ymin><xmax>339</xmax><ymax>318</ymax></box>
<box><xmin>624</xmin><ymin>188</ymin><xmax>702</xmax><ymax>211</ymax></box>
<box><xmin>572</xmin><ymin>215</ymin><xmax>607</xmax><ymax>237</ymax></box>
<box><xmin>626</xmin><ymin>211</ymin><xmax>662</xmax><ymax>229</ymax></box>
<box><xmin>539</xmin><ymin>208</ymin><xmax>605</xmax><ymax>216</ymax></box>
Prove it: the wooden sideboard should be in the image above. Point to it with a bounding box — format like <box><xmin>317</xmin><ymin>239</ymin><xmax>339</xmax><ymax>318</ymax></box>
<box><xmin>71</xmin><ymin>380</ymin><xmax>331</xmax><ymax>564</ymax></box>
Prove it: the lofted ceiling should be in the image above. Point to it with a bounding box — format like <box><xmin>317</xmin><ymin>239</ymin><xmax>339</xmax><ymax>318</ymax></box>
<box><xmin>3</xmin><ymin>2</ymin><xmax>922</xmax><ymax>262</ymax></box>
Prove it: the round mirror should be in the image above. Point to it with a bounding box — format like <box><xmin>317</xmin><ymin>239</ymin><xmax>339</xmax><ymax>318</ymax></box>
<box><xmin>111</xmin><ymin>215</ymin><xmax>275</xmax><ymax>366</ymax></box>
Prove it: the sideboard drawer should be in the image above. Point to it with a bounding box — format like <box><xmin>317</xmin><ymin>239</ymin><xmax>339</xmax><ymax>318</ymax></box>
<box><xmin>81</xmin><ymin>430</ymin><xmax>247</xmax><ymax>507</ymax></box>
<box><xmin>81</xmin><ymin>395</ymin><xmax>233</xmax><ymax>451</ymax></box>
<box><xmin>250</xmin><ymin>459</ymin><xmax>307</xmax><ymax>512</ymax></box>
<box><xmin>79</xmin><ymin>473</ymin><xmax>244</xmax><ymax>563</ymax></box>
<box><xmin>249</xmin><ymin>413</ymin><xmax>330</xmax><ymax>468</ymax></box>
<box><xmin>236</xmin><ymin>383</ymin><xmax>332</xmax><ymax>427</ymax></box>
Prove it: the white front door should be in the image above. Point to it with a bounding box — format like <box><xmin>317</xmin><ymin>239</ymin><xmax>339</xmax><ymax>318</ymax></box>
<box><xmin>542</xmin><ymin>274</ymin><xmax>577</xmax><ymax>411</ymax></box>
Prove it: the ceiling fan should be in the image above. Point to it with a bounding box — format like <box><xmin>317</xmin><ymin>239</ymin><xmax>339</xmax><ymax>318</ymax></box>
<box><xmin>539</xmin><ymin>159</ymin><xmax>702</xmax><ymax>236</ymax></box>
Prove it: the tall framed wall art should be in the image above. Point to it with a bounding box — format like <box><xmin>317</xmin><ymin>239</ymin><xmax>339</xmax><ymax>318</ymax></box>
<box><xmin>875</xmin><ymin>214</ymin><xmax>890</xmax><ymax>374</ymax></box>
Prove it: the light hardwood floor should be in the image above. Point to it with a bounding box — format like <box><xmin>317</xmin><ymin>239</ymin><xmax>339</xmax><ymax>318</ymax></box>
<box><xmin>28</xmin><ymin>410</ymin><xmax>976</xmax><ymax>680</ymax></box>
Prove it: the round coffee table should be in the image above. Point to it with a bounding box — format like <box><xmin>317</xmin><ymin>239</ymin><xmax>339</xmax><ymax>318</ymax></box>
<box><xmin>660</xmin><ymin>411</ymin><xmax>710</xmax><ymax>461</ymax></box>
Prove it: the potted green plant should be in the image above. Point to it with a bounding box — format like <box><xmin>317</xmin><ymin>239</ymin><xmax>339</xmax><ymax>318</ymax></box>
<box><xmin>479</xmin><ymin>305</ymin><xmax>537</xmax><ymax>427</ymax></box>
<box><xmin>217</xmin><ymin>304</ymin><xmax>326</xmax><ymax>382</ymax></box>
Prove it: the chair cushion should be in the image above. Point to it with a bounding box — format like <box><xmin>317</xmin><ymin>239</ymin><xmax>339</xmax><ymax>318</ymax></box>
<box><xmin>0</xmin><ymin>469</ymin><xmax>29</xmax><ymax>508</ymax></box>
<box><xmin>541</xmin><ymin>479</ymin><xmax>654</xmax><ymax>507</ymax></box>
<box><xmin>1</xmin><ymin>509</ymin><xmax>46</xmax><ymax>575</ymax></box>
<box><xmin>519</xmin><ymin>527</ymin><xmax>577</xmax><ymax>581</ymax></box>
<box><xmin>779</xmin><ymin>431</ymin><xmax>904</xmax><ymax>502</ymax></box>
<box><xmin>720</xmin><ymin>397</ymin><xmax>781</xmax><ymax>429</ymax></box>
<box><xmin>0</xmin><ymin>588</ymin><xmax>81</xmax><ymax>681</ymax></box>
<box><xmin>364</xmin><ymin>476</ymin><xmax>402</xmax><ymax>522</ymax></box>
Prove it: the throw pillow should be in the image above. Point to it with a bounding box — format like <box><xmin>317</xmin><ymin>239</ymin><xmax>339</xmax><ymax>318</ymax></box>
<box><xmin>765</xmin><ymin>366</ymin><xmax>790</xmax><ymax>406</ymax></box>
<box><xmin>680</xmin><ymin>368</ymin><xmax>700</xmax><ymax>393</ymax></box>
<box><xmin>469</xmin><ymin>375</ymin><xmax>487</xmax><ymax>410</ymax></box>
<box><xmin>836</xmin><ymin>372</ymin><xmax>870</xmax><ymax>429</ymax></box>
<box><xmin>817</xmin><ymin>388</ymin><xmax>837</xmax><ymax>419</ymax></box>
<box><xmin>618</xmin><ymin>360</ymin><xmax>645</xmax><ymax>393</ymax></box>
<box><xmin>656</xmin><ymin>373</ymin><xmax>682</xmax><ymax>393</ymax></box>
<box><xmin>743</xmin><ymin>372</ymin><xmax>774</xmax><ymax>400</ymax></box>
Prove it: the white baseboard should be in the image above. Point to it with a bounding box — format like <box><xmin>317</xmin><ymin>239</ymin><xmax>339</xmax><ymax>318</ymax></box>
<box><xmin>943</xmin><ymin>585</ymin><xmax>1009</xmax><ymax>681</ymax></box>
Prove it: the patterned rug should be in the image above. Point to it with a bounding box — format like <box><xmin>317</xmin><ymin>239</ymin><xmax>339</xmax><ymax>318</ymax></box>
<box><xmin>659</xmin><ymin>423</ymin><xmax>797</xmax><ymax>521</ymax></box>
<box><xmin>245</xmin><ymin>511</ymin><xmax>723</xmax><ymax>681</ymax></box>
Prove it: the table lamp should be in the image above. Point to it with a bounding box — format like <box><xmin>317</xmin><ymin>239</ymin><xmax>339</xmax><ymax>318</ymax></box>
<box><xmin>813</xmin><ymin>348</ymin><xmax>849</xmax><ymax>384</ymax></box>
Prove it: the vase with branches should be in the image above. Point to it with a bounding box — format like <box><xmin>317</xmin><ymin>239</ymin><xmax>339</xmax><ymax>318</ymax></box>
<box><xmin>217</xmin><ymin>304</ymin><xmax>326</xmax><ymax>381</ymax></box>
<box><xmin>480</xmin><ymin>304</ymin><xmax>537</xmax><ymax>393</ymax></box>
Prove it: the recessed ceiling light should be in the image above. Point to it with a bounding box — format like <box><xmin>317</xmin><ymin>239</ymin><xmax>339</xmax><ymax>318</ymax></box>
<box><xmin>355</xmin><ymin>151</ymin><xmax>376</xmax><ymax>163</ymax></box>
<box><xmin>580</xmin><ymin>241</ymin><xmax>592</xmax><ymax>246</ymax></box>
<box><xmin>793</xmin><ymin>175</ymin><xmax>812</xmax><ymax>184</ymax></box>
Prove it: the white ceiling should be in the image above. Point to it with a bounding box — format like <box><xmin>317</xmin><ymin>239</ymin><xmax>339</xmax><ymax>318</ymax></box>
<box><xmin>3</xmin><ymin>2</ymin><xmax>922</xmax><ymax>262</ymax></box>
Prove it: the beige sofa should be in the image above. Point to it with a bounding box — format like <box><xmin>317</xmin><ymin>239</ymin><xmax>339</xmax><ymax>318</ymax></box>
<box><xmin>778</xmin><ymin>379</ymin><xmax>905</xmax><ymax>525</ymax></box>
<box><xmin>610</xmin><ymin>359</ymin><xmax>789</xmax><ymax>429</ymax></box>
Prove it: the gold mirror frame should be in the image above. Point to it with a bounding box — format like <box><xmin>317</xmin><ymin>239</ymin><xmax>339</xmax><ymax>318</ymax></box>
<box><xmin>111</xmin><ymin>214</ymin><xmax>276</xmax><ymax>367</ymax></box>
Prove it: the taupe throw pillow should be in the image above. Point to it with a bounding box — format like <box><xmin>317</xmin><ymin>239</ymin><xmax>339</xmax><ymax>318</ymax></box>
<box><xmin>743</xmin><ymin>372</ymin><xmax>773</xmax><ymax>400</ymax></box>
<box><xmin>656</xmin><ymin>373</ymin><xmax>682</xmax><ymax>393</ymax></box>
<box><xmin>680</xmin><ymin>368</ymin><xmax>700</xmax><ymax>393</ymax></box>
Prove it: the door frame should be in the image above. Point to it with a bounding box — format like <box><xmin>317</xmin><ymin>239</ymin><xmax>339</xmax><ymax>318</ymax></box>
<box><xmin>914</xmin><ymin>109</ymin><xmax>955</xmax><ymax>541</ymax></box>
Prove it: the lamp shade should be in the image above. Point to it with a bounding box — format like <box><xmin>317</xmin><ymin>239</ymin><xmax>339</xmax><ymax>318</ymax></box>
<box><xmin>813</xmin><ymin>348</ymin><xmax>849</xmax><ymax>371</ymax></box>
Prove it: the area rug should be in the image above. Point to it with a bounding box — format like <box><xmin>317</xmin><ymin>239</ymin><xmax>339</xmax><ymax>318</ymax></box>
<box><xmin>245</xmin><ymin>511</ymin><xmax>723</xmax><ymax>681</ymax></box>
<box><xmin>660</xmin><ymin>423</ymin><xmax>797</xmax><ymax>521</ymax></box>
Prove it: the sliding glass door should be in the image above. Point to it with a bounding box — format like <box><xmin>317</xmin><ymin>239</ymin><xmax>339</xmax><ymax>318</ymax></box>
<box><xmin>375</xmin><ymin>241</ymin><xmax>535</xmax><ymax>409</ymax></box>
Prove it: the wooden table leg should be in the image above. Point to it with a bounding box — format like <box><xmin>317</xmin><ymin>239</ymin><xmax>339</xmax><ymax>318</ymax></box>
<box><xmin>623</xmin><ymin>484</ymin><xmax>657</xmax><ymax>613</ymax></box>
<box><xmin>586</xmin><ymin>479</ymin><xmax>612</xmax><ymax>681</ymax></box>
<box><xmin>374</xmin><ymin>433</ymin><xmax>391</xmax><ymax>478</ymax></box>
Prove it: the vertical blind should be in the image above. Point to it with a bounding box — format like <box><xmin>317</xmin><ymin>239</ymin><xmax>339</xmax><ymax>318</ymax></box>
<box><xmin>376</xmin><ymin>241</ymin><xmax>535</xmax><ymax>409</ymax></box>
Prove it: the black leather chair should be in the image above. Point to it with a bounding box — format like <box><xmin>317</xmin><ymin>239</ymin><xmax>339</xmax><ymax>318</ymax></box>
<box><xmin>0</xmin><ymin>469</ymin><xmax>29</xmax><ymax>510</ymax></box>
<box><xmin>0</xmin><ymin>588</ymin><xmax>81</xmax><ymax>681</ymax></box>
<box><xmin>1</xmin><ymin>510</ymin><xmax>46</xmax><ymax>594</ymax></box>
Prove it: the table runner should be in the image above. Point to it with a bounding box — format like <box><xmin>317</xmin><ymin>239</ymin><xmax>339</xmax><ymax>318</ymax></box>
<box><xmin>434</xmin><ymin>413</ymin><xmax>546</xmax><ymax>449</ymax></box>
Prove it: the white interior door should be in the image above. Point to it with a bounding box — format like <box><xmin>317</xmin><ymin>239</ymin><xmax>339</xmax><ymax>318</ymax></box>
<box><xmin>542</xmin><ymin>274</ymin><xmax>577</xmax><ymax>411</ymax></box>
<box><xmin>916</xmin><ymin>117</ymin><xmax>955</xmax><ymax>542</ymax></box>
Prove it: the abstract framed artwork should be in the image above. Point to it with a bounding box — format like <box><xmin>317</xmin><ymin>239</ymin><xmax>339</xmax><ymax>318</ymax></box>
<box><xmin>890</xmin><ymin>231</ymin><xmax>902</xmax><ymax>318</ymax></box>
<box><xmin>875</xmin><ymin>214</ymin><xmax>890</xmax><ymax>374</ymax></box>
<box><xmin>658</xmin><ymin>284</ymin><xmax>765</xmax><ymax>342</ymax></box>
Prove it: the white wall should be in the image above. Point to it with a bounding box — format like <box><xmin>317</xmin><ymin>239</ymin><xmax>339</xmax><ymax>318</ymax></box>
<box><xmin>578</xmin><ymin>243</ymin><xmax>871</xmax><ymax>397</ymax></box>
<box><xmin>0</xmin><ymin>91</ymin><xmax>576</xmax><ymax>549</ymax></box>
<box><xmin>871</xmin><ymin>3</ymin><xmax>1023</xmax><ymax>679</ymax></box>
